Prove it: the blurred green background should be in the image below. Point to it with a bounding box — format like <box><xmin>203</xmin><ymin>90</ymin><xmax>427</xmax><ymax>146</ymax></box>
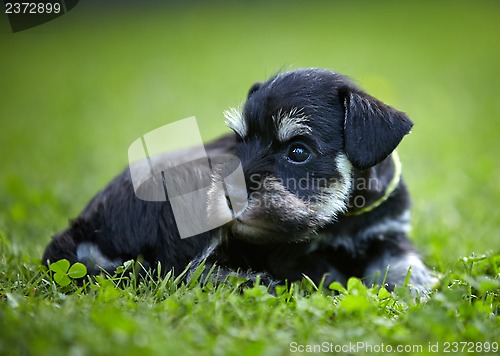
<box><xmin>1</xmin><ymin>0</ymin><xmax>499</xmax><ymax>269</ymax></box>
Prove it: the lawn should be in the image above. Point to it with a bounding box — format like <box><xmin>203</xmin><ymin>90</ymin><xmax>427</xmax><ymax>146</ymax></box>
<box><xmin>1</xmin><ymin>0</ymin><xmax>499</xmax><ymax>355</ymax></box>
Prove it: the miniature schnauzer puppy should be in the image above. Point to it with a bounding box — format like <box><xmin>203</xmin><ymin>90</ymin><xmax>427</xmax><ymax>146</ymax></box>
<box><xmin>43</xmin><ymin>68</ymin><xmax>435</xmax><ymax>292</ymax></box>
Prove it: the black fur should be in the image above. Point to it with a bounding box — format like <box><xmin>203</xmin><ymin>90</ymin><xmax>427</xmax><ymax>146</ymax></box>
<box><xmin>43</xmin><ymin>68</ymin><xmax>434</xmax><ymax>291</ymax></box>
<box><xmin>343</xmin><ymin>88</ymin><xmax>413</xmax><ymax>170</ymax></box>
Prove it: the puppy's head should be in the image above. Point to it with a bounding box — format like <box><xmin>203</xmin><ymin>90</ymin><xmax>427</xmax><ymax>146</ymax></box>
<box><xmin>213</xmin><ymin>68</ymin><xmax>413</xmax><ymax>243</ymax></box>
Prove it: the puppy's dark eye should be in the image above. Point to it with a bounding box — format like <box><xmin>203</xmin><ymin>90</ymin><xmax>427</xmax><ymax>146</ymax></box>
<box><xmin>286</xmin><ymin>144</ymin><xmax>311</xmax><ymax>164</ymax></box>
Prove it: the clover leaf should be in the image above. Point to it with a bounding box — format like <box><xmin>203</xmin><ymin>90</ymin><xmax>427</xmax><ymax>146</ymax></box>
<box><xmin>49</xmin><ymin>259</ymin><xmax>87</xmax><ymax>286</ymax></box>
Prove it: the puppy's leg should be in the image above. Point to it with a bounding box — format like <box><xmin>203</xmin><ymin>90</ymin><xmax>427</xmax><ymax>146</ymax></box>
<box><xmin>364</xmin><ymin>249</ymin><xmax>436</xmax><ymax>294</ymax></box>
<box><xmin>189</xmin><ymin>263</ymin><xmax>279</xmax><ymax>290</ymax></box>
<box><xmin>186</xmin><ymin>239</ymin><xmax>279</xmax><ymax>289</ymax></box>
<box><xmin>74</xmin><ymin>242</ymin><xmax>123</xmax><ymax>275</ymax></box>
<box><xmin>204</xmin><ymin>266</ymin><xmax>279</xmax><ymax>290</ymax></box>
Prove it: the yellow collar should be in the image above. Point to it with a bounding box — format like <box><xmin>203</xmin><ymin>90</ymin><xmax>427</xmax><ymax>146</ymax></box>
<box><xmin>345</xmin><ymin>151</ymin><xmax>402</xmax><ymax>217</ymax></box>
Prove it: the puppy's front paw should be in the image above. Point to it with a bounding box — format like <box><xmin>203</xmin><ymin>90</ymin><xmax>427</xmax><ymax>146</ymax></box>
<box><xmin>365</xmin><ymin>252</ymin><xmax>437</xmax><ymax>294</ymax></box>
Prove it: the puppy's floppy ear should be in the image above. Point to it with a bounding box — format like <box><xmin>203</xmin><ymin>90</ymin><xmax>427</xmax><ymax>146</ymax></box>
<box><xmin>341</xmin><ymin>87</ymin><xmax>413</xmax><ymax>170</ymax></box>
<box><xmin>248</xmin><ymin>82</ymin><xmax>262</xmax><ymax>98</ymax></box>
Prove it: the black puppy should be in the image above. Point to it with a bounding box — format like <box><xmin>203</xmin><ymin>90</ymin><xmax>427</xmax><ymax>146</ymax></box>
<box><xmin>43</xmin><ymin>68</ymin><xmax>435</xmax><ymax>292</ymax></box>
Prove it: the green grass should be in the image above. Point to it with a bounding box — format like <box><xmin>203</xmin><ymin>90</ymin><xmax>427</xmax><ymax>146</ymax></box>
<box><xmin>1</xmin><ymin>1</ymin><xmax>499</xmax><ymax>354</ymax></box>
